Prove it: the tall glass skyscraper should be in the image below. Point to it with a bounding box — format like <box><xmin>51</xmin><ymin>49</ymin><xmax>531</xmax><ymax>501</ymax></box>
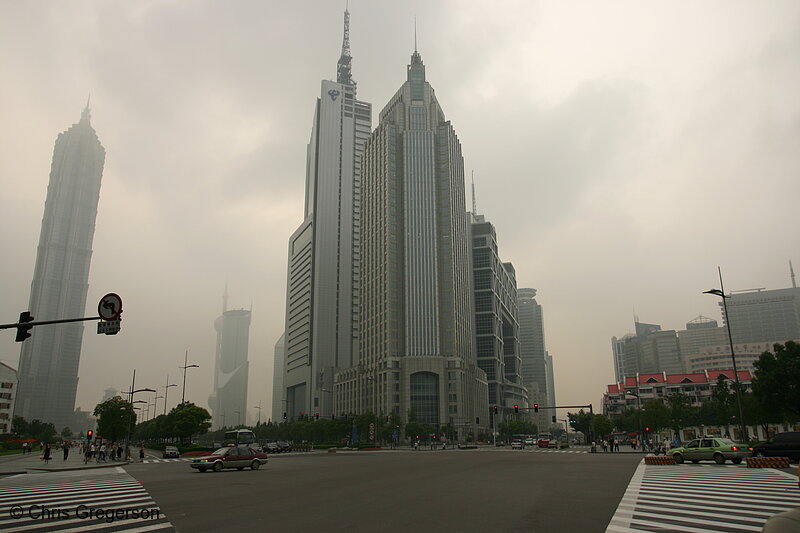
<box><xmin>15</xmin><ymin>104</ymin><xmax>105</xmax><ymax>431</ymax></box>
<box><xmin>279</xmin><ymin>8</ymin><xmax>371</xmax><ymax>419</ymax></box>
<box><xmin>335</xmin><ymin>48</ymin><xmax>488</xmax><ymax>438</ymax></box>
<box><xmin>209</xmin><ymin>305</ymin><xmax>251</xmax><ymax>429</ymax></box>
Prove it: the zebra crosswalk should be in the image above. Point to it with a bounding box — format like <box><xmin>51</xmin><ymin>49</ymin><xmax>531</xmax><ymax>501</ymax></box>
<box><xmin>607</xmin><ymin>462</ymin><xmax>800</xmax><ymax>532</ymax></box>
<box><xmin>142</xmin><ymin>457</ymin><xmax>193</xmax><ymax>464</ymax></box>
<box><xmin>0</xmin><ymin>467</ymin><xmax>174</xmax><ymax>532</ymax></box>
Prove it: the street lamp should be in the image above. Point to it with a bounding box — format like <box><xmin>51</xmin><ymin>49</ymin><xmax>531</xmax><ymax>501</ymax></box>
<box><xmin>163</xmin><ymin>375</ymin><xmax>177</xmax><ymax>416</ymax></box>
<box><xmin>180</xmin><ymin>350</ymin><xmax>199</xmax><ymax>404</ymax></box>
<box><xmin>624</xmin><ymin>390</ymin><xmax>644</xmax><ymax>453</ymax></box>
<box><xmin>704</xmin><ymin>266</ymin><xmax>748</xmax><ymax>441</ymax></box>
<box><xmin>321</xmin><ymin>388</ymin><xmax>334</xmax><ymax>418</ymax></box>
<box><xmin>254</xmin><ymin>402</ymin><xmax>262</xmax><ymax>426</ymax></box>
<box><xmin>149</xmin><ymin>395</ymin><xmax>163</xmax><ymax>421</ymax></box>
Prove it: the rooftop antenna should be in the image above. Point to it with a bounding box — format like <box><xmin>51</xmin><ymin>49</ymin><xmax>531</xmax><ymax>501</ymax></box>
<box><xmin>336</xmin><ymin>4</ymin><xmax>353</xmax><ymax>85</ymax></box>
<box><xmin>471</xmin><ymin>171</ymin><xmax>477</xmax><ymax>214</ymax></box>
<box><xmin>791</xmin><ymin>260</ymin><xmax>797</xmax><ymax>289</ymax></box>
<box><xmin>414</xmin><ymin>16</ymin><xmax>417</xmax><ymax>52</ymax></box>
<box><xmin>81</xmin><ymin>93</ymin><xmax>91</xmax><ymax>122</ymax></box>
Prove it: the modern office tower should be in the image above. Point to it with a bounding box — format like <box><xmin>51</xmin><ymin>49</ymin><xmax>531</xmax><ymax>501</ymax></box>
<box><xmin>15</xmin><ymin>103</ymin><xmax>105</xmax><ymax>431</ymax></box>
<box><xmin>677</xmin><ymin>315</ymin><xmax>727</xmax><ymax>360</ymax></box>
<box><xmin>271</xmin><ymin>333</ymin><xmax>285</xmax><ymax>423</ymax></box>
<box><xmin>335</xmin><ymin>47</ymin><xmax>488</xmax><ymax>439</ymax></box>
<box><xmin>518</xmin><ymin>288</ymin><xmax>553</xmax><ymax>429</ymax></box>
<box><xmin>720</xmin><ymin>287</ymin><xmax>800</xmax><ymax>344</ymax></box>
<box><xmin>209</xmin><ymin>304</ymin><xmax>251</xmax><ymax>429</ymax></box>
<box><xmin>0</xmin><ymin>362</ymin><xmax>18</xmax><ymax>434</ymax></box>
<box><xmin>471</xmin><ymin>213</ymin><xmax>527</xmax><ymax>415</ymax></box>
<box><xmin>281</xmin><ymin>8</ymin><xmax>372</xmax><ymax>420</ymax></box>
<box><xmin>611</xmin><ymin>334</ymin><xmax>634</xmax><ymax>383</ymax></box>
<box><xmin>621</xmin><ymin>320</ymin><xmax>683</xmax><ymax>375</ymax></box>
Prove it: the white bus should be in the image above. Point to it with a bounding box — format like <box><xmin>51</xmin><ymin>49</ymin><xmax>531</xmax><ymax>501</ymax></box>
<box><xmin>223</xmin><ymin>429</ymin><xmax>256</xmax><ymax>447</ymax></box>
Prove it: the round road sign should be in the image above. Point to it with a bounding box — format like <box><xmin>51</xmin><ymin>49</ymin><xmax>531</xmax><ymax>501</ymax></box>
<box><xmin>98</xmin><ymin>293</ymin><xmax>123</xmax><ymax>321</ymax></box>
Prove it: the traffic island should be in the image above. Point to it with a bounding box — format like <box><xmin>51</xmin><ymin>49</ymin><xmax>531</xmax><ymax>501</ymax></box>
<box><xmin>746</xmin><ymin>456</ymin><xmax>791</xmax><ymax>468</ymax></box>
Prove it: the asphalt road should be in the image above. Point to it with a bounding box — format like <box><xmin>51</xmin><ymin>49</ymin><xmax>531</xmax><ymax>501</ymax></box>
<box><xmin>126</xmin><ymin>448</ymin><xmax>643</xmax><ymax>533</ymax></box>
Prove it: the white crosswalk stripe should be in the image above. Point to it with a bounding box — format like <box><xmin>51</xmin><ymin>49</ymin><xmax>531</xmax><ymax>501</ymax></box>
<box><xmin>0</xmin><ymin>467</ymin><xmax>174</xmax><ymax>532</ymax></box>
<box><xmin>141</xmin><ymin>457</ymin><xmax>193</xmax><ymax>464</ymax></box>
<box><xmin>606</xmin><ymin>462</ymin><xmax>800</xmax><ymax>532</ymax></box>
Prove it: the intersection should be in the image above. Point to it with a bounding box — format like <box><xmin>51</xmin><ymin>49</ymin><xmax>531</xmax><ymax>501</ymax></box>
<box><xmin>0</xmin><ymin>448</ymin><xmax>797</xmax><ymax>533</ymax></box>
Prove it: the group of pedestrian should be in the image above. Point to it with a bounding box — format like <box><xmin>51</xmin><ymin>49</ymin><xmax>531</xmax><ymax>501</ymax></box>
<box><xmin>600</xmin><ymin>438</ymin><xmax>621</xmax><ymax>452</ymax></box>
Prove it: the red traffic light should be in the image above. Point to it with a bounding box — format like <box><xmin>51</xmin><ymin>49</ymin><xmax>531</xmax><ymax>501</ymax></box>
<box><xmin>533</xmin><ymin>403</ymin><xmax>539</xmax><ymax>413</ymax></box>
<box><xmin>86</xmin><ymin>429</ymin><xmax>93</xmax><ymax>440</ymax></box>
<box><xmin>514</xmin><ymin>405</ymin><xmax>519</xmax><ymax>413</ymax></box>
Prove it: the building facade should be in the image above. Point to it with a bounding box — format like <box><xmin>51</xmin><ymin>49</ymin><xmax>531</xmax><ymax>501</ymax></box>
<box><xmin>0</xmin><ymin>363</ymin><xmax>17</xmax><ymax>434</ymax></box>
<box><xmin>280</xmin><ymin>8</ymin><xmax>372</xmax><ymax>420</ymax></box>
<box><xmin>721</xmin><ymin>287</ymin><xmax>800</xmax><ymax>344</ymax></box>
<box><xmin>271</xmin><ymin>334</ymin><xmax>285</xmax><ymax>423</ymax></box>
<box><xmin>676</xmin><ymin>315</ymin><xmax>728</xmax><ymax>361</ymax></box>
<box><xmin>15</xmin><ymin>104</ymin><xmax>105</xmax><ymax>431</ymax></box>
<box><xmin>209</xmin><ymin>308</ymin><xmax>251</xmax><ymax>429</ymax></box>
<box><xmin>470</xmin><ymin>214</ymin><xmax>527</xmax><ymax>415</ymax></box>
<box><xmin>335</xmin><ymin>48</ymin><xmax>488</xmax><ymax>439</ymax></box>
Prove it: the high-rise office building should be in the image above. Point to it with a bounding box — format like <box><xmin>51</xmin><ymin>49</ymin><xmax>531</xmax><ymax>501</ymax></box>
<box><xmin>271</xmin><ymin>334</ymin><xmax>284</xmax><ymax>423</ymax></box>
<box><xmin>0</xmin><ymin>362</ymin><xmax>18</xmax><ymax>434</ymax></box>
<box><xmin>470</xmin><ymin>213</ymin><xmax>526</xmax><ymax>413</ymax></box>
<box><xmin>335</xmin><ymin>47</ymin><xmax>488</xmax><ymax>438</ymax></box>
<box><xmin>676</xmin><ymin>315</ymin><xmax>727</xmax><ymax>360</ymax></box>
<box><xmin>15</xmin><ymin>103</ymin><xmax>105</xmax><ymax>431</ymax></box>
<box><xmin>280</xmin><ymin>9</ymin><xmax>372</xmax><ymax>419</ymax></box>
<box><xmin>209</xmin><ymin>300</ymin><xmax>251</xmax><ymax>429</ymax></box>
<box><xmin>720</xmin><ymin>287</ymin><xmax>800</xmax><ymax>344</ymax></box>
<box><xmin>618</xmin><ymin>319</ymin><xmax>683</xmax><ymax>376</ymax></box>
<box><xmin>518</xmin><ymin>289</ymin><xmax>552</xmax><ymax>429</ymax></box>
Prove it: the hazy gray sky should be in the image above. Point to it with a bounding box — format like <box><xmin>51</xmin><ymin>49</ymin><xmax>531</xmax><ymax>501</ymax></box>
<box><xmin>1</xmin><ymin>1</ymin><xmax>798</xmax><ymax>424</ymax></box>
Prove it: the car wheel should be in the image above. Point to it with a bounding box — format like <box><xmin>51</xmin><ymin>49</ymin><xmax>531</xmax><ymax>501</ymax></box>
<box><xmin>673</xmin><ymin>453</ymin><xmax>684</xmax><ymax>464</ymax></box>
<box><xmin>251</xmin><ymin>460</ymin><xmax>260</xmax><ymax>470</ymax></box>
<box><xmin>198</xmin><ymin>467</ymin><xmax>207</xmax><ymax>473</ymax></box>
<box><xmin>691</xmin><ymin>460</ymin><xmax>699</xmax><ymax>464</ymax></box>
<box><xmin>213</xmin><ymin>461</ymin><xmax>223</xmax><ymax>472</ymax></box>
<box><xmin>714</xmin><ymin>453</ymin><xmax>725</xmax><ymax>464</ymax></box>
<box><xmin>732</xmin><ymin>457</ymin><xmax>742</xmax><ymax>464</ymax></box>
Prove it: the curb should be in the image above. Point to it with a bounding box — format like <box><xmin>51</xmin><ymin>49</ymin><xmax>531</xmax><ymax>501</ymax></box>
<box><xmin>30</xmin><ymin>461</ymin><xmax>130</xmax><ymax>472</ymax></box>
<box><xmin>0</xmin><ymin>471</ymin><xmax>27</xmax><ymax>477</ymax></box>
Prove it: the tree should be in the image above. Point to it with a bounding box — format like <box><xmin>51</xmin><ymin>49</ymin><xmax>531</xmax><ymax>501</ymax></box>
<box><xmin>568</xmin><ymin>410</ymin><xmax>594</xmax><ymax>439</ymax></box>
<box><xmin>167</xmin><ymin>402</ymin><xmax>211</xmax><ymax>443</ymax></box>
<box><xmin>752</xmin><ymin>341</ymin><xmax>800</xmax><ymax>422</ymax></box>
<box><xmin>11</xmin><ymin>416</ymin><xmax>28</xmax><ymax>436</ymax></box>
<box><xmin>593</xmin><ymin>414</ymin><xmax>614</xmax><ymax>438</ymax></box>
<box><xmin>61</xmin><ymin>427</ymin><xmax>73</xmax><ymax>439</ymax></box>
<box><xmin>497</xmin><ymin>419</ymin><xmax>537</xmax><ymax>442</ymax></box>
<box><xmin>665</xmin><ymin>392</ymin><xmax>695</xmax><ymax>437</ymax></box>
<box><xmin>641</xmin><ymin>399</ymin><xmax>670</xmax><ymax>433</ymax></box>
<box><xmin>94</xmin><ymin>396</ymin><xmax>135</xmax><ymax>442</ymax></box>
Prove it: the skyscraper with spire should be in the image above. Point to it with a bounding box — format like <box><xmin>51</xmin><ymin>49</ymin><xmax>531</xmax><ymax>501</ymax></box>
<box><xmin>278</xmin><ymin>8</ymin><xmax>372</xmax><ymax>419</ymax></box>
<box><xmin>15</xmin><ymin>102</ymin><xmax>105</xmax><ymax>431</ymax></box>
<box><xmin>334</xmin><ymin>45</ymin><xmax>488</xmax><ymax>438</ymax></box>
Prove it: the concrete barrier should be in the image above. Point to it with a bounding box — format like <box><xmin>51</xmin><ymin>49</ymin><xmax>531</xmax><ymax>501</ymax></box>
<box><xmin>746</xmin><ymin>456</ymin><xmax>790</xmax><ymax>468</ymax></box>
<box><xmin>644</xmin><ymin>455</ymin><xmax>676</xmax><ymax>465</ymax></box>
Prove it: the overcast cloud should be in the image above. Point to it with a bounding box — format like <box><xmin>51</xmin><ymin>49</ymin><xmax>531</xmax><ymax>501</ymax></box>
<box><xmin>1</xmin><ymin>1</ymin><xmax>798</xmax><ymax>423</ymax></box>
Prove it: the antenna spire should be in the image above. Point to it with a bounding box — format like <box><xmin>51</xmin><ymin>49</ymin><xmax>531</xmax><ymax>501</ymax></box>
<box><xmin>791</xmin><ymin>260</ymin><xmax>797</xmax><ymax>289</ymax></box>
<box><xmin>81</xmin><ymin>94</ymin><xmax>91</xmax><ymax>122</ymax></box>
<box><xmin>471</xmin><ymin>171</ymin><xmax>477</xmax><ymax>214</ymax></box>
<box><xmin>336</xmin><ymin>6</ymin><xmax>353</xmax><ymax>85</ymax></box>
<box><xmin>414</xmin><ymin>16</ymin><xmax>417</xmax><ymax>52</ymax></box>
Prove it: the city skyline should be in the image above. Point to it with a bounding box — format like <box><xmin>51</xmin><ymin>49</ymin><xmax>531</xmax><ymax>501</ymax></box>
<box><xmin>1</xmin><ymin>2</ymin><xmax>798</xmax><ymax>426</ymax></box>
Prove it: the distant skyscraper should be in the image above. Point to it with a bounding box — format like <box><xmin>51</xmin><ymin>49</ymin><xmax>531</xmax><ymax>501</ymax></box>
<box><xmin>620</xmin><ymin>319</ymin><xmax>682</xmax><ymax>376</ymax></box>
<box><xmin>470</xmin><ymin>213</ymin><xmax>526</xmax><ymax>413</ymax></box>
<box><xmin>280</xmin><ymin>8</ymin><xmax>372</xmax><ymax>419</ymax></box>
<box><xmin>15</xmin><ymin>103</ymin><xmax>105</xmax><ymax>431</ymax></box>
<box><xmin>335</xmin><ymin>46</ymin><xmax>488</xmax><ymax>438</ymax></box>
<box><xmin>209</xmin><ymin>294</ymin><xmax>251</xmax><ymax>429</ymax></box>
<box><xmin>271</xmin><ymin>334</ymin><xmax>285</xmax><ymax>423</ymax></box>
<box><xmin>518</xmin><ymin>289</ymin><xmax>551</xmax><ymax>429</ymax></box>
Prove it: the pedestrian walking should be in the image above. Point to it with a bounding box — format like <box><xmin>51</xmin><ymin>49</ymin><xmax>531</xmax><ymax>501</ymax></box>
<box><xmin>43</xmin><ymin>443</ymin><xmax>51</xmax><ymax>465</ymax></box>
<box><xmin>602</xmin><ymin>440</ymin><xmax>608</xmax><ymax>453</ymax></box>
<box><xmin>99</xmin><ymin>443</ymin><xmax>106</xmax><ymax>462</ymax></box>
<box><xmin>614</xmin><ymin>439</ymin><xmax>620</xmax><ymax>452</ymax></box>
<box><xmin>62</xmin><ymin>442</ymin><xmax>69</xmax><ymax>460</ymax></box>
<box><xmin>139</xmin><ymin>445</ymin><xmax>145</xmax><ymax>462</ymax></box>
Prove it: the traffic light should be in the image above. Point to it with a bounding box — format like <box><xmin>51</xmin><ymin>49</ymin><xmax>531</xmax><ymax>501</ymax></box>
<box><xmin>15</xmin><ymin>311</ymin><xmax>34</xmax><ymax>342</ymax></box>
<box><xmin>283</xmin><ymin>412</ymin><xmax>287</xmax><ymax>421</ymax></box>
<box><xmin>533</xmin><ymin>404</ymin><xmax>539</xmax><ymax>413</ymax></box>
<box><xmin>86</xmin><ymin>429</ymin><xmax>93</xmax><ymax>440</ymax></box>
<box><xmin>645</xmin><ymin>427</ymin><xmax>650</xmax><ymax>432</ymax></box>
<box><xmin>331</xmin><ymin>413</ymin><xmax>336</xmax><ymax>420</ymax></box>
<box><xmin>552</xmin><ymin>416</ymin><xmax>557</xmax><ymax>423</ymax></box>
<box><xmin>315</xmin><ymin>413</ymin><xmax>319</xmax><ymax>420</ymax></box>
<box><xmin>569</xmin><ymin>416</ymin><xmax>577</xmax><ymax>425</ymax></box>
<box><xmin>514</xmin><ymin>405</ymin><xmax>519</xmax><ymax>414</ymax></box>
<box><xmin>493</xmin><ymin>406</ymin><xmax>498</xmax><ymax>415</ymax></box>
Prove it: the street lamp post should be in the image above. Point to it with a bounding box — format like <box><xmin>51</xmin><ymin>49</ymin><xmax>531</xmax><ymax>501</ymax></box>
<box><xmin>254</xmin><ymin>402</ymin><xmax>262</xmax><ymax>426</ymax></box>
<box><xmin>320</xmin><ymin>388</ymin><xmax>334</xmax><ymax>418</ymax></box>
<box><xmin>704</xmin><ymin>266</ymin><xmax>748</xmax><ymax>441</ymax></box>
<box><xmin>180</xmin><ymin>350</ymin><xmax>199</xmax><ymax>405</ymax></box>
<box><xmin>149</xmin><ymin>395</ymin><xmax>163</xmax><ymax>421</ymax></box>
<box><xmin>625</xmin><ymin>390</ymin><xmax>644</xmax><ymax>453</ymax></box>
<box><xmin>123</xmin><ymin>369</ymin><xmax>156</xmax><ymax>460</ymax></box>
<box><xmin>163</xmin><ymin>375</ymin><xmax>177</xmax><ymax>416</ymax></box>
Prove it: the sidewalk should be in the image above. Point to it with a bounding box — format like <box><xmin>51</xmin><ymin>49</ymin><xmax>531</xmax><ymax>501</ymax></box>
<box><xmin>0</xmin><ymin>448</ymin><xmax>129</xmax><ymax>476</ymax></box>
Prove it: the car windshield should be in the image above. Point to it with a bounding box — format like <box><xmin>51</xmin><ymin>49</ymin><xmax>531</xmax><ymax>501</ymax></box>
<box><xmin>212</xmin><ymin>448</ymin><xmax>229</xmax><ymax>455</ymax></box>
<box><xmin>716</xmin><ymin>439</ymin><xmax>736</xmax><ymax>445</ymax></box>
<box><xmin>166</xmin><ymin>447</ymin><xmax>178</xmax><ymax>451</ymax></box>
